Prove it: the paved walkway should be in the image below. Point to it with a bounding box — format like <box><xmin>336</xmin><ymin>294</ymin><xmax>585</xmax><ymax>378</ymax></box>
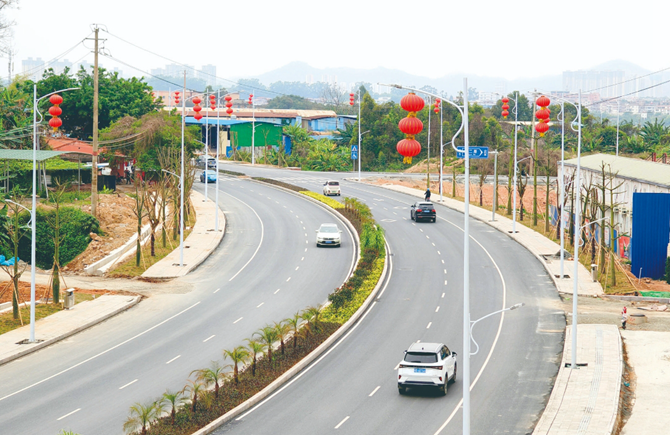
<box><xmin>0</xmin><ymin>189</ymin><xmax>223</xmax><ymax>366</ymax></box>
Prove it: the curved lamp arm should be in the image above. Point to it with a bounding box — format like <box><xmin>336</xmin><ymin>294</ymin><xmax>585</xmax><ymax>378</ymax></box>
<box><xmin>470</xmin><ymin>303</ymin><xmax>524</xmax><ymax>355</ymax></box>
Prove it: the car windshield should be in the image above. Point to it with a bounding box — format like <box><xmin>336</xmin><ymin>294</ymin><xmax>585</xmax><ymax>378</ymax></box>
<box><xmin>404</xmin><ymin>352</ymin><xmax>438</xmax><ymax>363</ymax></box>
<box><xmin>319</xmin><ymin>226</ymin><xmax>338</xmax><ymax>233</ymax></box>
<box><xmin>328</xmin><ymin>181</ymin><xmax>339</xmax><ymax>186</ymax></box>
<box><xmin>418</xmin><ymin>203</ymin><xmax>433</xmax><ymax>208</ymax></box>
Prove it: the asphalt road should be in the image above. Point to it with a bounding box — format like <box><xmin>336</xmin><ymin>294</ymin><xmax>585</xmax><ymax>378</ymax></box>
<box><xmin>0</xmin><ymin>176</ymin><xmax>356</xmax><ymax>435</ymax></box>
<box><xmin>212</xmin><ymin>165</ymin><xmax>564</xmax><ymax>435</ymax></box>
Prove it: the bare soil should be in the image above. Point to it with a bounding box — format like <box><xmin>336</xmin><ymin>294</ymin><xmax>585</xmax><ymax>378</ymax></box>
<box><xmin>63</xmin><ymin>185</ymin><xmax>149</xmax><ymax>274</ymax></box>
<box><xmin>0</xmin><ymin>279</ymin><xmax>115</xmax><ymax>304</ymax></box>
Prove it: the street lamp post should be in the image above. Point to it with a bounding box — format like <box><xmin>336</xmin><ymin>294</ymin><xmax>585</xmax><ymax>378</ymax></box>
<box><xmin>27</xmin><ymin>85</ymin><xmax>78</xmax><ymax>343</ymax></box>
<box><xmin>616</xmin><ymin>100</ymin><xmax>620</xmax><ymax>157</ymax></box>
<box><xmin>380</xmin><ymin>79</ymin><xmax>471</xmax><ymax>435</ymax></box>
<box><xmin>490</xmin><ymin>150</ymin><xmax>498</xmax><ymax>222</ymax></box>
<box><xmin>358</xmin><ymin>89</ymin><xmax>362</xmax><ymax>182</ymax></box>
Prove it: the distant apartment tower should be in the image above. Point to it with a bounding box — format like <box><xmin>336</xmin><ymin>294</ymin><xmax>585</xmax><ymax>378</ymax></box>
<box><xmin>562</xmin><ymin>70</ymin><xmax>624</xmax><ymax>98</ymax></box>
<box><xmin>197</xmin><ymin>64</ymin><xmax>216</xmax><ymax>83</ymax></box>
<box><xmin>22</xmin><ymin>57</ymin><xmax>46</xmax><ymax>80</ymax></box>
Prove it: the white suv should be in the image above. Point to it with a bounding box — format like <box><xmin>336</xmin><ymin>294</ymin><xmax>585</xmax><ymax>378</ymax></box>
<box><xmin>397</xmin><ymin>342</ymin><xmax>457</xmax><ymax>395</ymax></box>
<box><xmin>322</xmin><ymin>180</ymin><xmax>341</xmax><ymax>196</ymax></box>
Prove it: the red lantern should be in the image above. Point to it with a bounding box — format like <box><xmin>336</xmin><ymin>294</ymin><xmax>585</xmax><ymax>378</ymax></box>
<box><xmin>535</xmin><ymin>120</ymin><xmax>549</xmax><ymax>137</ymax></box>
<box><xmin>536</xmin><ymin>109</ymin><xmax>549</xmax><ymax>121</ymax></box>
<box><xmin>502</xmin><ymin>103</ymin><xmax>510</xmax><ymax>110</ymax></box>
<box><xmin>192</xmin><ymin>97</ymin><xmax>202</xmax><ymax>105</ymax></box>
<box><xmin>349</xmin><ymin>93</ymin><xmax>355</xmax><ymax>106</ymax></box>
<box><xmin>49</xmin><ymin>106</ymin><xmax>62</xmax><ymax>117</ymax></box>
<box><xmin>226</xmin><ymin>108</ymin><xmax>233</xmax><ymax>115</ymax></box>
<box><xmin>502</xmin><ymin>97</ymin><xmax>509</xmax><ymax>104</ymax></box>
<box><xmin>193</xmin><ymin>105</ymin><xmax>202</xmax><ymax>113</ymax></box>
<box><xmin>396</xmin><ymin>139</ymin><xmax>421</xmax><ymax>164</ymax></box>
<box><xmin>209</xmin><ymin>94</ymin><xmax>216</xmax><ymax>101</ymax></box>
<box><xmin>49</xmin><ymin>94</ymin><xmax>63</xmax><ymax>105</ymax></box>
<box><xmin>502</xmin><ymin>110</ymin><xmax>509</xmax><ymax>118</ymax></box>
<box><xmin>434</xmin><ymin>108</ymin><xmax>439</xmax><ymax>114</ymax></box>
<box><xmin>536</xmin><ymin>95</ymin><xmax>550</xmax><ymax>108</ymax></box>
<box><xmin>210</xmin><ymin>104</ymin><xmax>216</xmax><ymax>110</ymax></box>
<box><xmin>49</xmin><ymin>117</ymin><xmax>62</xmax><ymax>129</ymax></box>
<box><xmin>225</xmin><ymin>101</ymin><xmax>233</xmax><ymax>108</ymax></box>
<box><xmin>399</xmin><ymin>117</ymin><xmax>424</xmax><ymax>135</ymax></box>
<box><xmin>400</xmin><ymin>93</ymin><xmax>425</xmax><ymax>113</ymax></box>
<box><xmin>194</xmin><ymin>112</ymin><xmax>203</xmax><ymax>121</ymax></box>
<box><xmin>224</xmin><ymin>95</ymin><xmax>232</xmax><ymax>102</ymax></box>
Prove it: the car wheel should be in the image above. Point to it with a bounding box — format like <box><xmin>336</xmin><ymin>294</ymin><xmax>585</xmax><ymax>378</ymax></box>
<box><xmin>432</xmin><ymin>217</ymin><xmax>436</xmax><ymax>223</ymax></box>
<box><xmin>450</xmin><ymin>363</ymin><xmax>457</xmax><ymax>384</ymax></box>
<box><xmin>398</xmin><ymin>385</ymin><xmax>406</xmax><ymax>395</ymax></box>
<box><xmin>440</xmin><ymin>381</ymin><xmax>448</xmax><ymax>396</ymax></box>
<box><xmin>410</xmin><ymin>213</ymin><xmax>414</xmax><ymax>221</ymax></box>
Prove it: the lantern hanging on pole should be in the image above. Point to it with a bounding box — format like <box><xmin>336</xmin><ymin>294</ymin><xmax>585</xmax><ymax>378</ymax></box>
<box><xmin>248</xmin><ymin>93</ymin><xmax>253</xmax><ymax>105</ymax></box>
<box><xmin>434</xmin><ymin>98</ymin><xmax>441</xmax><ymax>114</ymax></box>
<box><xmin>349</xmin><ymin>93</ymin><xmax>355</xmax><ymax>106</ymax></box>
<box><xmin>535</xmin><ymin>120</ymin><xmax>549</xmax><ymax>137</ymax></box>
<box><xmin>174</xmin><ymin>91</ymin><xmax>180</xmax><ymax>105</ymax></box>
<box><xmin>501</xmin><ymin>97</ymin><xmax>510</xmax><ymax>119</ymax></box>
<box><xmin>396</xmin><ymin>92</ymin><xmax>424</xmax><ymax>164</ymax></box>
<box><xmin>224</xmin><ymin>95</ymin><xmax>233</xmax><ymax>116</ymax></box>
<box><xmin>535</xmin><ymin>95</ymin><xmax>551</xmax><ymax>136</ymax></box>
<box><xmin>193</xmin><ymin>96</ymin><xmax>203</xmax><ymax>121</ymax></box>
<box><xmin>48</xmin><ymin>94</ymin><xmax>63</xmax><ymax>132</ymax></box>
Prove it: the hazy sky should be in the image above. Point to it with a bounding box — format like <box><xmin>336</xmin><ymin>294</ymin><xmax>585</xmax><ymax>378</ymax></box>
<box><xmin>4</xmin><ymin>0</ymin><xmax>666</xmax><ymax>82</ymax></box>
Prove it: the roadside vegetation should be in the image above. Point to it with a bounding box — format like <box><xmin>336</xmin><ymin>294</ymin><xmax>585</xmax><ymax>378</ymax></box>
<box><xmin>123</xmin><ymin>179</ymin><xmax>386</xmax><ymax>435</ymax></box>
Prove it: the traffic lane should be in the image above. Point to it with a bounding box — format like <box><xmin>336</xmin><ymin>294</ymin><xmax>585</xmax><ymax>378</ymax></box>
<box><xmin>2</xmin><ymin>178</ymin><xmax>355</xmax><ymax>435</ymax></box>
<box><xmin>215</xmin><ymin>196</ymin><xmax>504</xmax><ymax>434</ymax></box>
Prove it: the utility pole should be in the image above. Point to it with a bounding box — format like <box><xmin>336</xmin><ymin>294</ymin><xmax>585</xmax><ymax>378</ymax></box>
<box><xmin>91</xmin><ymin>26</ymin><xmax>100</xmax><ymax>218</ymax></box>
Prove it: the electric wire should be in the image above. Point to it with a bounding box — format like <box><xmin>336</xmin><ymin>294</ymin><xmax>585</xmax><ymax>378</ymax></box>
<box><xmin>585</xmin><ymin>78</ymin><xmax>670</xmax><ymax>107</ymax></box>
<box><xmin>584</xmin><ymin>65</ymin><xmax>670</xmax><ymax>93</ymax></box>
<box><xmin>20</xmin><ymin>35</ymin><xmax>92</xmax><ymax>78</ymax></box>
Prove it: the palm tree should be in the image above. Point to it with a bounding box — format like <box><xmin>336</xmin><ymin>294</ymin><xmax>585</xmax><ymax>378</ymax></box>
<box><xmin>183</xmin><ymin>379</ymin><xmax>204</xmax><ymax>413</ymax></box>
<box><xmin>192</xmin><ymin>361</ymin><xmax>229</xmax><ymax>398</ymax></box>
<box><xmin>158</xmin><ymin>389</ymin><xmax>186</xmax><ymax>425</ymax></box>
<box><xmin>302</xmin><ymin>305</ymin><xmax>323</xmax><ymax>333</ymax></box>
<box><xmin>223</xmin><ymin>346</ymin><xmax>250</xmax><ymax>385</ymax></box>
<box><xmin>286</xmin><ymin>312</ymin><xmax>302</xmax><ymax>349</ymax></box>
<box><xmin>245</xmin><ymin>339</ymin><xmax>267</xmax><ymax>376</ymax></box>
<box><xmin>254</xmin><ymin>326</ymin><xmax>279</xmax><ymax>365</ymax></box>
<box><xmin>274</xmin><ymin>320</ymin><xmax>290</xmax><ymax>355</ymax></box>
<box><xmin>123</xmin><ymin>400</ymin><xmax>159</xmax><ymax>435</ymax></box>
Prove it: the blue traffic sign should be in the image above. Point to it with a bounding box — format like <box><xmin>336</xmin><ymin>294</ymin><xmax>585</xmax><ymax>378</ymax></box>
<box><xmin>351</xmin><ymin>152</ymin><xmax>358</xmax><ymax>160</ymax></box>
<box><xmin>351</xmin><ymin>145</ymin><xmax>358</xmax><ymax>152</ymax></box>
<box><xmin>456</xmin><ymin>146</ymin><xmax>489</xmax><ymax>159</ymax></box>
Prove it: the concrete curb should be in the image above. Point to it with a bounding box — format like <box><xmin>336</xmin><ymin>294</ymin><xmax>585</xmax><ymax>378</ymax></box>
<box><xmin>84</xmin><ymin>223</ymin><xmax>154</xmax><ymax>275</ymax></box>
<box><xmin>192</xmin><ymin>244</ymin><xmax>390</xmax><ymax>434</ymax></box>
<box><xmin>0</xmin><ymin>295</ymin><xmax>141</xmax><ymax>367</ymax></box>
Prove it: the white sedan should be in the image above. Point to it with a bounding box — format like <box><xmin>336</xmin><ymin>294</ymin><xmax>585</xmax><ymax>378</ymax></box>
<box><xmin>315</xmin><ymin>223</ymin><xmax>342</xmax><ymax>247</ymax></box>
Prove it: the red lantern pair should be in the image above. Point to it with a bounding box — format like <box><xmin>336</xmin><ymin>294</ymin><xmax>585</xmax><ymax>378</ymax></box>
<box><xmin>48</xmin><ymin>94</ymin><xmax>63</xmax><ymax>132</ymax></box>
<box><xmin>225</xmin><ymin>95</ymin><xmax>233</xmax><ymax>116</ymax></box>
<box><xmin>193</xmin><ymin>96</ymin><xmax>203</xmax><ymax>121</ymax></box>
<box><xmin>535</xmin><ymin>95</ymin><xmax>551</xmax><ymax>137</ymax></box>
<box><xmin>349</xmin><ymin>93</ymin><xmax>355</xmax><ymax>106</ymax></box>
<box><xmin>396</xmin><ymin>93</ymin><xmax>425</xmax><ymax>164</ymax></box>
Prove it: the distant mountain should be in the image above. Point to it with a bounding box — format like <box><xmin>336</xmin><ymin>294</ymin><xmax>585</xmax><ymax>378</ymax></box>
<box><xmin>587</xmin><ymin>59</ymin><xmax>650</xmax><ymax>75</ymax></box>
<box><xmin>253</xmin><ymin>61</ymin><xmax>562</xmax><ymax>95</ymax></box>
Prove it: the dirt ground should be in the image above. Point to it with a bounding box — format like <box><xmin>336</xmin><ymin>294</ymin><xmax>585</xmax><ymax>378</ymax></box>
<box><xmin>0</xmin><ymin>279</ymin><xmax>113</xmax><ymax>304</ymax></box>
<box><xmin>63</xmin><ymin>185</ymin><xmax>148</xmax><ymax>274</ymax></box>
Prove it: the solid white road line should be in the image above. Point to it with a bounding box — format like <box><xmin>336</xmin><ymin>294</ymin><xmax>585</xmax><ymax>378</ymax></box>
<box><xmin>119</xmin><ymin>379</ymin><xmax>138</xmax><ymax>390</ymax></box>
<box><xmin>233</xmin><ymin>317</ymin><xmax>243</xmax><ymax>324</ymax></box>
<box><xmin>369</xmin><ymin>386</ymin><xmax>381</xmax><ymax>397</ymax></box>
<box><xmin>257</xmin><ymin>302</ymin><xmax>264</xmax><ymax>308</ymax></box>
<box><xmin>166</xmin><ymin>355</ymin><xmax>181</xmax><ymax>364</ymax></box>
<box><xmin>223</xmin><ymin>192</ymin><xmax>264</xmax><ymax>282</ymax></box>
<box><xmin>0</xmin><ymin>301</ymin><xmax>201</xmax><ymax>402</ymax></box>
<box><xmin>435</xmin><ymin>306</ymin><xmax>440</xmax><ymax>313</ymax></box>
<box><xmin>203</xmin><ymin>335</ymin><xmax>215</xmax><ymax>343</ymax></box>
<box><xmin>57</xmin><ymin>408</ymin><xmax>81</xmax><ymax>421</ymax></box>
<box><xmin>426</xmin><ymin>322</ymin><xmax>432</xmax><ymax>329</ymax></box>
<box><xmin>335</xmin><ymin>416</ymin><xmax>350</xmax><ymax>429</ymax></box>
<box><xmin>213</xmin><ymin>288</ymin><xmax>220</xmax><ymax>294</ymax></box>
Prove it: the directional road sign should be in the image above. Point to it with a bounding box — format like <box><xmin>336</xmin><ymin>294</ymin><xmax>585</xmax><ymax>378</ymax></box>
<box><xmin>456</xmin><ymin>146</ymin><xmax>489</xmax><ymax>159</ymax></box>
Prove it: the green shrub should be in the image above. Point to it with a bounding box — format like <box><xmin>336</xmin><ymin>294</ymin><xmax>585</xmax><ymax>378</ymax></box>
<box><xmin>18</xmin><ymin>207</ymin><xmax>100</xmax><ymax>269</ymax></box>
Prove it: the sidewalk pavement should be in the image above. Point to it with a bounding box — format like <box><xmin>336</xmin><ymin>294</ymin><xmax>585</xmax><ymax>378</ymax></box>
<box><xmin>375</xmin><ymin>183</ymin><xmax>628</xmax><ymax>435</ymax></box>
<box><xmin>0</xmin><ymin>189</ymin><xmax>224</xmax><ymax>366</ymax></box>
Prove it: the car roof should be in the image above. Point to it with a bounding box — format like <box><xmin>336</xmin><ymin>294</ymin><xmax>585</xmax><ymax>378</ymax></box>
<box><xmin>407</xmin><ymin>342</ymin><xmax>443</xmax><ymax>353</ymax></box>
<box><xmin>319</xmin><ymin>223</ymin><xmax>338</xmax><ymax>228</ymax></box>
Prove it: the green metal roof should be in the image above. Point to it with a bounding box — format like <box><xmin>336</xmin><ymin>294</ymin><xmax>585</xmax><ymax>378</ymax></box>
<box><xmin>0</xmin><ymin>149</ymin><xmax>65</xmax><ymax>161</ymax></box>
<box><xmin>563</xmin><ymin>153</ymin><xmax>670</xmax><ymax>188</ymax></box>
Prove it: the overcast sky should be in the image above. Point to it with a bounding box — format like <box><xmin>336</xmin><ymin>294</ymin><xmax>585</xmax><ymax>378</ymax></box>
<box><xmin>4</xmin><ymin>0</ymin><xmax>666</xmax><ymax>83</ymax></box>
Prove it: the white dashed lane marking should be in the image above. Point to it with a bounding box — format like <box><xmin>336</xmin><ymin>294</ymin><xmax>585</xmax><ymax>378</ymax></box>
<box><xmin>203</xmin><ymin>335</ymin><xmax>215</xmax><ymax>343</ymax></box>
<box><xmin>57</xmin><ymin>408</ymin><xmax>81</xmax><ymax>421</ymax></box>
<box><xmin>335</xmin><ymin>416</ymin><xmax>350</xmax><ymax>429</ymax></box>
<box><xmin>166</xmin><ymin>355</ymin><xmax>180</xmax><ymax>364</ymax></box>
<box><xmin>274</xmin><ymin>289</ymin><xmax>280</xmax><ymax>294</ymax></box>
<box><xmin>257</xmin><ymin>302</ymin><xmax>264</xmax><ymax>308</ymax></box>
<box><xmin>369</xmin><ymin>386</ymin><xmax>381</xmax><ymax>397</ymax></box>
<box><xmin>233</xmin><ymin>317</ymin><xmax>243</xmax><ymax>324</ymax></box>
<box><xmin>119</xmin><ymin>379</ymin><xmax>138</xmax><ymax>390</ymax></box>
<box><xmin>427</xmin><ymin>322</ymin><xmax>432</xmax><ymax>329</ymax></box>
<box><xmin>435</xmin><ymin>306</ymin><xmax>440</xmax><ymax>313</ymax></box>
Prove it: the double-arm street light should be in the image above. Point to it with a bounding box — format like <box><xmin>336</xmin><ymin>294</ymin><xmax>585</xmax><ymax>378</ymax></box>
<box><xmin>381</xmin><ymin>79</ymin><xmax>478</xmax><ymax>435</ymax></box>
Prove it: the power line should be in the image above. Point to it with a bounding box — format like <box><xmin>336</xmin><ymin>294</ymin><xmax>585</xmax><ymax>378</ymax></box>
<box><xmin>20</xmin><ymin>35</ymin><xmax>92</xmax><ymax>78</ymax></box>
<box><xmin>100</xmin><ymin>29</ymin><xmax>287</xmax><ymax>97</ymax></box>
<box><xmin>585</xmin><ymin>65</ymin><xmax>670</xmax><ymax>93</ymax></box>
<box><xmin>586</xmin><ymin>78</ymin><xmax>670</xmax><ymax>107</ymax></box>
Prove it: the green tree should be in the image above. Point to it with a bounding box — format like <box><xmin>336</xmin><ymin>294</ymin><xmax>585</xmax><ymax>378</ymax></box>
<box><xmin>223</xmin><ymin>346</ymin><xmax>249</xmax><ymax>385</ymax></box>
<box><xmin>273</xmin><ymin>320</ymin><xmax>290</xmax><ymax>356</ymax></box>
<box><xmin>0</xmin><ymin>190</ymin><xmax>29</xmax><ymax>319</ymax></box>
<box><xmin>245</xmin><ymin>339</ymin><xmax>266</xmax><ymax>376</ymax></box>
<box><xmin>302</xmin><ymin>305</ymin><xmax>323</xmax><ymax>333</ymax></box>
<box><xmin>254</xmin><ymin>325</ymin><xmax>279</xmax><ymax>365</ymax></box>
<box><xmin>183</xmin><ymin>379</ymin><xmax>204</xmax><ymax>413</ymax></box>
<box><xmin>286</xmin><ymin>312</ymin><xmax>302</xmax><ymax>349</ymax></box>
<box><xmin>158</xmin><ymin>389</ymin><xmax>186</xmax><ymax>425</ymax></box>
<box><xmin>192</xmin><ymin>361</ymin><xmax>228</xmax><ymax>398</ymax></box>
<box><xmin>123</xmin><ymin>400</ymin><xmax>159</xmax><ymax>435</ymax></box>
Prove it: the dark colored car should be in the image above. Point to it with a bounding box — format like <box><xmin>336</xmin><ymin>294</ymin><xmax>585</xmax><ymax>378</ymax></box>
<box><xmin>410</xmin><ymin>202</ymin><xmax>436</xmax><ymax>222</ymax></box>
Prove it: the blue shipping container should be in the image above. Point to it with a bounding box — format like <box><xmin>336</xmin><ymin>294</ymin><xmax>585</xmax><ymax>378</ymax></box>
<box><xmin>631</xmin><ymin>193</ymin><xmax>670</xmax><ymax>279</ymax></box>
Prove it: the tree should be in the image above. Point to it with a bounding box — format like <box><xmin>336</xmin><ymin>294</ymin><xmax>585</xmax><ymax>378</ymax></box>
<box><xmin>302</xmin><ymin>305</ymin><xmax>323</xmax><ymax>333</ymax></box>
<box><xmin>46</xmin><ymin>182</ymin><xmax>68</xmax><ymax>303</ymax></box>
<box><xmin>286</xmin><ymin>312</ymin><xmax>301</xmax><ymax>349</ymax></box>
<box><xmin>245</xmin><ymin>339</ymin><xmax>266</xmax><ymax>376</ymax></box>
<box><xmin>123</xmin><ymin>400</ymin><xmax>159</xmax><ymax>435</ymax></box>
<box><xmin>131</xmin><ymin>178</ymin><xmax>148</xmax><ymax>267</ymax></box>
<box><xmin>0</xmin><ymin>189</ymin><xmax>28</xmax><ymax>320</ymax></box>
<box><xmin>192</xmin><ymin>361</ymin><xmax>228</xmax><ymax>398</ymax></box>
<box><xmin>223</xmin><ymin>346</ymin><xmax>249</xmax><ymax>385</ymax></box>
<box><xmin>254</xmin><ymin>325</ymin><xmax>279</xmax><ymax>365</ymax></box>
<box><xmin>0</xmin><ymin>1</ymin><xmax>17</xmax><ymax>49</ymax></box>
<box><xmin>183</xmin><ymin>379</ymin><xmax>204</xmax><ymax>413</ymax></box>
<box><xmin>158</xmin><ymin>389</ymin><xmax>186</xmax><ymax>425</ymax></box>
<box><xmin>273</xmin><ymin>320</ymin><xmax>290</xmax><ymax>356</ymax></box>
<box><xmin>639</xmin><ymin>118</ymin><xmax>670</xmax><ymax>150</ymax></box>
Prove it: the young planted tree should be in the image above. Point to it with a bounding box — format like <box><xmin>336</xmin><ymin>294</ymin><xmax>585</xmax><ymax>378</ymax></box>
<box><xmin>302</xmin><ymin>305</ymin><xmax>323</xmax><ymax>333</ymax></box>
<box><xmin>286</xmin><ymin>312</ymin><xmax>302</xmax><ymax>349</ymax></box>
<box><xmin>273</xmin><ymin>320</ymin><xmax>290</xmax><ymax>356</ymax></box>
<box><xmin>245</xmin><ymin>339</ymin><xmax>267</xmax><ymax>376</ymax></box>
<box><xmin>123</xmin><ymin>400</ymin><xmax>159</xmax><ymax>435</ymax></box>
<box><xmin>131</xmin><ymin>178</ymin><xmax>149</xmax><ymax>267</ymax></box>
<box><xmin>144</xmin><ymin>182</ymin><xmax>162</xmax><ymax>257</ymax></box>
<box><xmin>254</xmin><ymin>325</ymin><xmax>279</xmax><ymax>365</ymax></box>
<box><xmin>46</xmin><ymin>182</ymin><xmax>68</xmax><ymax>303</ymax></box>
<box><xmin>223</xmin><ymin>346</ymin><xmax>249</xmax><ymax>385</ymax></box>
<box><xmin>0</xmin><ymin>191</ymin><xmax>29</xmax><ymax>320</ymax></box>
<box><xmin>158</xmin><ymin>389</ymin><xmax>186</xmax><ymax>425</ymax></box>
<box><xmin>183</xmin><ymin>379</ymin><xmax>204</xmax><ymax>413</ymax></box>
<box><xmin>516</xmin><ymin>161</ymin><xmax>529</xmax><ymax>221</ymax></box>
<box><xmin>192</xmin><ymin>361</ymin><xmax>228</xmax><ymax>398</ymax></box>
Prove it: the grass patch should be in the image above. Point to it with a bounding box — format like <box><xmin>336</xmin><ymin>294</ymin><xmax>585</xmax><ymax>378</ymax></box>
<box><xmin>0</xmin><ymin>303</ymin><xmax>62</xmax><ymax>335</ymax></box>
<box><xmin>108</xmin><ymin>214</ymin><xmax>196</xmax><ymax>278</ymax></box>
<box><xmin>300</xmin><ymin>191</ymin><xmax>343</xmax><ymax>209</ymax></box>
